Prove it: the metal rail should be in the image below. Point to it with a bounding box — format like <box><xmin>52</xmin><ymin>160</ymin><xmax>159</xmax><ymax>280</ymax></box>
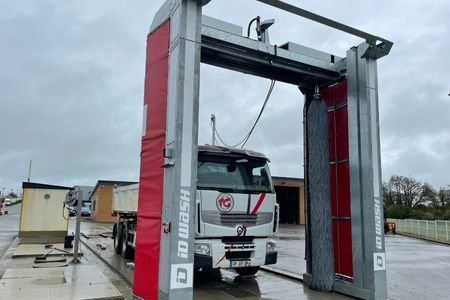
<box><xmin>256</xmin><ymin>0</ymin><xmax>393</xmax><ymax>58</ymax></box>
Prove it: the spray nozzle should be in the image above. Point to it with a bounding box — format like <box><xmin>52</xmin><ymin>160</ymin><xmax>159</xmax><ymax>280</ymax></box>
<box><xmin>314</xmin><ymin>84</ymin><xmax>321</xmax><ymax>100</ymax></box>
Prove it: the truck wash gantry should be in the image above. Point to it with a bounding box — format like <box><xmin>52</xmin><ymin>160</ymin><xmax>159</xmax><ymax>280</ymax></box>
<box><xmin>134</xmin><ymin>0</ymin><xmax>392</xmax><ymax>299</ymax></box>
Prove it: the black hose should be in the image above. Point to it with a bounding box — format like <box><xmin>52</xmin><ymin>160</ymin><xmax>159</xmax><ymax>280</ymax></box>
<box><xmin>247</xmin><ymin>16</ymin><xmax>260</xmax><ymax>38</ymax></box>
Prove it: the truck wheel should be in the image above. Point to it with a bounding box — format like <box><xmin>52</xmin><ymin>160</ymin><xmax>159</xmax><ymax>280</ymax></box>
<box><xmin>235</xmin><ymin>266</ymin><xmax>259</xmax><ymax>276</ymax></box>
<box><xmin>114</xmin><ymin>223</ymin><xmax>122</xmax><ymax>255</ymax></box>
<box><xmin>121</xmin><ymin>225</ymin><xmax>134</xmax><ymax>259</ymax></box>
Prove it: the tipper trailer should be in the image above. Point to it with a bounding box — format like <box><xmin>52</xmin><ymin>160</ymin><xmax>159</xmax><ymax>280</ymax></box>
<box><xmin>112</xmin><ymin>145</ymin><xmax>279</xmax><ymax>275</ymax></box>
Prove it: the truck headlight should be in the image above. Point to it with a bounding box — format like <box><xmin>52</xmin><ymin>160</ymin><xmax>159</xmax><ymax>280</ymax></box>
<box><xmin>266</xmin><ymin>240</ymin><xmax>277</xmax><ymax>253</ymax></box>
<box><xmin>194</xmin><ymin>242</ymin><xmax>211</xmax><ymax>256</ymax></box>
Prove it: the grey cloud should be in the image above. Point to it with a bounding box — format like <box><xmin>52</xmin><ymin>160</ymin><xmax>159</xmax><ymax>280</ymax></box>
<box><xmin>1</xmin><ymin>0</ymin><xmax>449</xmax><ymax>194</ymax></box>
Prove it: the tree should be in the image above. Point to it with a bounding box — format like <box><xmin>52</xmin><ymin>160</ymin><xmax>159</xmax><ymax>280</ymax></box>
<box><xmin>438</xmin><ymin>187</ymin><xmax>450</xmax><ymax>208</ymax></box>
<box><xmin>7</xmin><ymin>192</ymin><xmax>17</xmax><ymax>198</ymax></box>
<box><xmin>383</xmin><ymin>175</ymin><xmax>435</xmax><ymax>209</ymax></box>
<box><xmin>422</xmin><ymin>183</ymin><xmax>438</xmax><ymax>209</ymax></box>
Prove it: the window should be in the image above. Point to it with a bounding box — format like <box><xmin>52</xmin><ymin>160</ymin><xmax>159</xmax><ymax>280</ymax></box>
<box><xmin>197</xmin><ymin>156</ymin><xmax>273</xmax><ymax>193</ymax></box>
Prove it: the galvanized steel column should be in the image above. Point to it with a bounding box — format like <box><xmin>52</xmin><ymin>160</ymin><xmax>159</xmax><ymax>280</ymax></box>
<box><xmin>337</xmin><ymin>42</ymin><xmax>387</xmax><ymax>300</ymax></box>
<box><xmin>133</xmin><ymin>0</ymin><xmax>202</xmax><ymax>299</ymax></box>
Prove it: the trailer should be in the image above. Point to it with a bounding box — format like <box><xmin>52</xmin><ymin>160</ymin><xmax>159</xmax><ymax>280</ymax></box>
<box><xmin>112</xmin><ymin>145</ymin><xmax>279</xmax><ymax>275</ymax></box>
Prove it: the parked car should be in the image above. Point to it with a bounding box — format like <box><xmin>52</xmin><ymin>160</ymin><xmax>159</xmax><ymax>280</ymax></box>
<box><xmin>4</xmin><ymin>198</ymin><xmax>11</xmax><ymax>206</ymax></box>
<box><xmin>81</xmin><ymin>207</ymin><xmax>91</xmax><ymax>217</ymax></box>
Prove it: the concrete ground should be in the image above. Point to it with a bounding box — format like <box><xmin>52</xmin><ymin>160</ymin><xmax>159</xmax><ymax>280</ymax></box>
<box><xmin>0</xmin><ymin>204</ymin><xmax>130</xmax><ymax>299</ymax></box>
<box><xmin>3</xmin><ymin>206</ymin><xmax>450</xmax><ymax>299</ymax></box>
<box><xmin>0</xmin><ymin>204</ymin><xmax>20</xmax><ymax>260</ymax></box>
<box><xmin>75</xmin><ymin>221</ymin><xmax>351</xmax><ymax>300</ymax></box>
<box><xmin>385</xmin><ymin>234</ymin><xmax>450</xmax><ymax>300</ymax></box>
<box><xmin>73</xmin><ymin>221</ymin><xmax>450</xmax><ymax>300</ymax></box>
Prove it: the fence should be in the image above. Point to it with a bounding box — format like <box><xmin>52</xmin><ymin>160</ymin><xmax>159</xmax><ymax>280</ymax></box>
<box><xmin>393</xmin><ymin>219</ymin><xmax>450</xmax><ymax>243</ymax></box>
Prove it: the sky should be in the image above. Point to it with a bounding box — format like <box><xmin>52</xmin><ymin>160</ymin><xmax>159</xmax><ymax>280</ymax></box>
<box><xmin>1</xmin><ymin>0</ymin><xmax>449</xmax><ymax>195</ymax></box>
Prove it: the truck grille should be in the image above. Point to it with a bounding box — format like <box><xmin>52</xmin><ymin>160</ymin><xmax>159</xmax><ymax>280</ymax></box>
<box><xmin>202</xmin><ymin>211</ymin><xmax>273</xmax><ymax>227</ymax></box>
<box><xmin>221</xmin><ymin>214</ymin><xmax>257</xmax><ymax>225</ymax></box>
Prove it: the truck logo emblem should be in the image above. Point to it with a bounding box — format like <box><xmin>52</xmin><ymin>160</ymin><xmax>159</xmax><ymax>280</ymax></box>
<box><xmin>236</xmin><ymin>225</ymin><xmax>247</xmax><ymax>236</ymax></box>
<box><xmin>216</xmin><ymin>194</ymin><xmax>234</xmax><ymax>212</ymax></box>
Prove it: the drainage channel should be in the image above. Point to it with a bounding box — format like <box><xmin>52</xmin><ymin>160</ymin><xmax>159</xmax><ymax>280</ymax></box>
<box><xmin>80</xmin><ymin>238</ymin><xmax>133</xmax><ymax>287</ymax></box>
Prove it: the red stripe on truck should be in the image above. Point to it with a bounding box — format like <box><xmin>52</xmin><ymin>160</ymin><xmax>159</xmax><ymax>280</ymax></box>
<box><xmin>250</xmin><ymin>193</ymin><xmax>266</xmax><ymax>215</ymax></box>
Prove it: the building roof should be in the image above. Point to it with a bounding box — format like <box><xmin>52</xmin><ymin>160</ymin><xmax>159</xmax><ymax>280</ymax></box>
<box><xmin>90</xmin><ymin>180</ymin><xmax>137</xmax><ymax>200</ymax></box>
<box><xmin>22</xmin><ymin>182</ymin><xmax>71</xmax><ymax>190</ymax></box>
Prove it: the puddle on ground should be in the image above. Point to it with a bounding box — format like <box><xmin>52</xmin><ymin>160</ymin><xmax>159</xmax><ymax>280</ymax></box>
<box><xmin>33</xmin><ymin>277</ymin><xmax>67</xmax><ymax>285</ymax></box>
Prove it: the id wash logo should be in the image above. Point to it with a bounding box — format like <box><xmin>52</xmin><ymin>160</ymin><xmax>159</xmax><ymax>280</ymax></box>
<box><xmin>170</xmin><ymin>263</ymin><xmax>193</xmax><ymax>289</ymax></box>
<box><xmin>170</xmin><ymin>188</ymin><xmax>193</xmax><ymax>290</ymax></box>
<box><xmin>373</xmin><ymin>196</ymin><xmax>385</xmax><ymax>271</ymax></box>
<box><xmin>177</xmin><ymin>189</ymin><xmax>190</xmax><ymax>259</ymax></box>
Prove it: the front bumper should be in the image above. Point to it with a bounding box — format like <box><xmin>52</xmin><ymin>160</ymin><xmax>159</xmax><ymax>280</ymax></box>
<box><xmin>194</xmin><ymin>238</ymin><xmax>277</xmax><ymax>270</ymax></box>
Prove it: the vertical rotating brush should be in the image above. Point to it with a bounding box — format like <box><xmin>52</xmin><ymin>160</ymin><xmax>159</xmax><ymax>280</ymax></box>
<box><xmin>306</xmin><ymin>84</ymin><xmax>334</xmax><ymax>291</ymax></box>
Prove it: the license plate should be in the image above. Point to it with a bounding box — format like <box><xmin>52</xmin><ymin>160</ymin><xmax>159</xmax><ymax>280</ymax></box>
<box><xmin>231</xmin><ymin>260</ymin><xmax>251</xmax><ymax>268</ymax></box>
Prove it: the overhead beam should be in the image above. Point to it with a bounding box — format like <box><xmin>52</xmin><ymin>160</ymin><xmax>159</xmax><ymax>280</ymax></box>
<box><xmin>201</xmin><ymin>19</ymin><xmax>343</xmax><ymax>88</ymax></box>
<box><xmin>256</xmin><ymin>0</ymin><xmax>393</xmax><ymax>59</ymax></box>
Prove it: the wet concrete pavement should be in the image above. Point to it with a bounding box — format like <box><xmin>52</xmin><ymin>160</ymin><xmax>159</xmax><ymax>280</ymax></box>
<box><xmin>0</xmin><ymin>204</ymin><xmax>20</xmax><ymax>260</ymax></box>
<box><xmin>72</xmin><ymin>220</ymin><xmax>450</xmax><ymax>299</ymax></box>
<box><xmin>75</xmin><ymin>221</ymin><xmax>351</xmax><ymax>299</ymax></box>
<box><xmin>3</xmin><ymin>208</ymin><xmax>450</xmax><ymax>299</ymax></box>
<box><xmin>385</xmin><ymin>234</ymin><xmax>450</xmax><ymax>300</ymax></box>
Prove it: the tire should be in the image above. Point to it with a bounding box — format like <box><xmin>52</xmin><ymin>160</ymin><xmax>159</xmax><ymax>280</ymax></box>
<box><xmin>121</xmin><ymin>225</ymin><xmax>134</xmax><ymax>259</ymax></box>
<box><xmin>234</xmin><ymin>266</ymin><xmax>259</xmax><ymax>276</ymax></box>
<box><xmin>114</xmin><ymin>223</ymin><xmax>122</xmax><ymax>255</ymax></box>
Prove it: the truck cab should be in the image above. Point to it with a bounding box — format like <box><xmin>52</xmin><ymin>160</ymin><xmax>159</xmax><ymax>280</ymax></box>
<box><xmin>194</xmin><ymin>145</ymin><xmax>279</xmax><ymax>275</ymax></box>
<box><xmin>112</xmin><ymin>145</ymin><xmax>279</xmax><ymax>276</ymax></box>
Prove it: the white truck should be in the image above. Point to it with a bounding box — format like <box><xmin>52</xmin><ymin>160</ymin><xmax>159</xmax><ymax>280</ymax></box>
<box><xmin>112</xmin><ymin>145</ymin><xmax>279</xmax><ymax>276</ymax></box>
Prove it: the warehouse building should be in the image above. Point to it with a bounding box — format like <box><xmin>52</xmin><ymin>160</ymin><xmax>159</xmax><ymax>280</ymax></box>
<box><xmin>272</xmin><ymin>176</ymin><xmax>305</xmax><ymax>225</ymax></box>
<box><xmin>90</xmin><ymin>180</ymin><xmax>136</xmax><ymax>222</ymax></box>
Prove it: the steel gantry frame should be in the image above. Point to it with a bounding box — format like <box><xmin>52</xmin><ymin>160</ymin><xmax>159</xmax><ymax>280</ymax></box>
<box><xmin>133</xmin><ymin>0</ymin><xmax>392</xmax><ymax>299</ymax></box>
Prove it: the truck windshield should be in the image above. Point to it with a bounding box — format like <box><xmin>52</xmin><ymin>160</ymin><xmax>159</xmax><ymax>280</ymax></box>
<box><xmin>197</xmin><ymin>156</ymin><xmax>273</xmax><ymax>193</ymax></box>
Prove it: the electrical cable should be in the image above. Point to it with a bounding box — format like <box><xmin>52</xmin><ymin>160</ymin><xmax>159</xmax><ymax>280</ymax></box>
<box><xmin>247</xmin><ymin>16</ymin><xmax>260</xmax><ymax>38</ymax></box>
<box><xmin>240</xmin><ymin>80</ymin><xmax>275</xmax><ymax>148</ymax></box>
<box><xmin>213</xmin><ymin>79</ymin><xmax>276</xmax><ymax>148</ymax></box>
<box><xmin>62</xmin><ymin>204</ymin><xmax>70</xmax><ymax>220</ymax></box>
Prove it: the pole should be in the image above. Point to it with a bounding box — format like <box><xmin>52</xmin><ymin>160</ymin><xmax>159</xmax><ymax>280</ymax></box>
<box><xmin>27</xmin><ymin>160</ymin><xmax>32</xmax><ymax>182</ymax></box>
<box><xmin>446</xmin><ymin>221</ymin><xmax>448</xmax><ymax>241</ymax></box>
<box><xmin>417</xmin><ymin>220</ymin><xmax>419</xmax><ymax>236</ymax></box>
<box><xmin>71</xmin><ymin>186</ymin><xmax>82</xmax><ymax>264</ymax></box>
<box><xmin>435</xmin><ymin>220</ymin><xmax>438</xmax><ymax>240</ymax></box>
<box><xmin>211</xmin><ymin>114</ymin><xmax>216</xmax><ymax>146</ymax></box>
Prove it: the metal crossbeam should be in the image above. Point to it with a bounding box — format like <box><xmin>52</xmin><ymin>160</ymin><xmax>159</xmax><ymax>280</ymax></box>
<box><xmin>256</xmin><ymin>0</ymin><xmax>393</xmax><ymax>59</ymax></box>
<box><xmin>201</xmin><ymin>17</ymin><xmax>343</xmax><ymax>88</ymax></box>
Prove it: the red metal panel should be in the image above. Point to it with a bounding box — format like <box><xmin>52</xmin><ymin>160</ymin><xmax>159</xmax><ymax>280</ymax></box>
<box><xmin>335</xmin><ymin>106</ymin><xmax>349</xmax><ymax>161</ymax></box>
<box><xmin>133</xmin><ymin>21</ymin><xmax>170</xmax><ymax>300</ymax></box>
<box><xmin>334</xmin><ymin>80</ymin><xmax>347</xmax><ymax>105</ymax></box>
<box><xmin>337</xmin><ymin>162</ymin><xmax>351</xmax><ymax>217</ymax></box>
<box><xmin>329</xmin><ymin>164</ymin><xmax>337</xmax><ymax>216</ymax></box>
<box><xmin>322</xmin><ymin>81</ymin><xmax>353</xmax><ymax>278</ymax></box>
<box><xmin>338</xmin><ymin>219</ymin><xmax>353</xmax><ymax>277</ymax></box>
<box><xmin>321</xmin><ymin>83</ymin><xmax>335</xmax><ymax>107</ymax></box>
<box><xmin>332</xmin><ymin>219</ymin><xmax>340</xmax><ymax>273</ymax></box>
<box><xmin>328</xmin><ymin>113</ymin><xmax>336</xmax><ymax>162</ymax></box>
